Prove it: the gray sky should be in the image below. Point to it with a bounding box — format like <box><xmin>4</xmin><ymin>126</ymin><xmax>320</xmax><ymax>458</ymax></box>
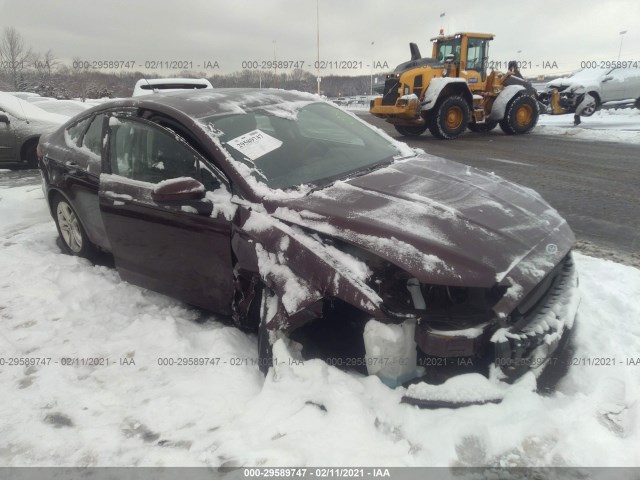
<box><xmin>0</xmin><ymin>0</ymin><xmax>637</xmax><ymax>78</ymax></box>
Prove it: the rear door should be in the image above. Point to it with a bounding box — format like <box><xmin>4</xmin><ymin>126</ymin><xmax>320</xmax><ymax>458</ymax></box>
<box><xmin>98</xmin><ymin>115</ymin><xmax>235</xmax><ymax>313</ymax></box>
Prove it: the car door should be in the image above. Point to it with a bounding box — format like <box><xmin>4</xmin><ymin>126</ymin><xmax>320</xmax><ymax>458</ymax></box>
<box><xmin>617</xmin><ymin>67</ymin><xmax>640</xmax><ymax>100</ymax></box>
<box><xmin>61</xmin><ymin>113</ymin><xmax>110</xmax><ymax>250</ymax></box>
<box><xmin>599</xmin><ymin>68</ymin><xmax>626</xmax><ymax>102</ymax></box>
<box><xmin>99</xmin><ymin>114</ymin><xmax>235</xmax><ymax>314</ymax></box>
<box><xmin>0</xmin><ymin>110</ymin><xmax>16</xmax><ymax>163</ymax></box>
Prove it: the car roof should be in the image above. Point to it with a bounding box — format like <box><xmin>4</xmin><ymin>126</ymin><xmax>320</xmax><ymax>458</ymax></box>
<box><xmin>0</xmin><ymin>92</ymin><xmax>68</xmax><ymax>123</ymax></box>
<box><xmin>100</xmin><ymin>88</ymin><xmax>322</xmax><ymax>119</ymax></box>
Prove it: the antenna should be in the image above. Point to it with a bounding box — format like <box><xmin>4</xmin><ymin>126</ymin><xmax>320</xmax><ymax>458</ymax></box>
<box><xmin>17</xmin><ymin>97</ymin><xmax>30</xmax><ymax>124</ymax></box>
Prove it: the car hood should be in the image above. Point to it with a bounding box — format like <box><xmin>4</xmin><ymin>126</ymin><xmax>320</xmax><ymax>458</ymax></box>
<box><xmin>264</xmin><ymin>154</ymin><xmax>574</xmax><ymax>314</ymax></box>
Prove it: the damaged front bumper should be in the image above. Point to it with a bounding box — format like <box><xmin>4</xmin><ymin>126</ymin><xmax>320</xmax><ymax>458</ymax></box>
<box><xmin>364</xmin><ymin>254</ymin><xmax>580</xmax><ymax>405</ymax></box>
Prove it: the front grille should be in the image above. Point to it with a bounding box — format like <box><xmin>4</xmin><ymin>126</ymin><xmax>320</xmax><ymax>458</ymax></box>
<box><xmin>511</xmin><ymin>254</ymin><xmax>570</xmax><ymax>327</ymax></box>
<box><xmin>493</xmin><ymin>252</ymin><xmax>580</xmax><ymax>379</ymax></box>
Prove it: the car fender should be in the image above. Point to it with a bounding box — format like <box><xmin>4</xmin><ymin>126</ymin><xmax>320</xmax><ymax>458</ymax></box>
<box><xmin>489</xmin><ymin>85</ymin><xmax>526</xmax><ymax>121</ymax></box>
<box><xmin>234</xmin><ymin>208</ymin><xmax>384</xmax><ymax>330</ymax></box>
<box><xmin>421</xmin><ymin>78</ymin><xmax>473</xmax><ymax>111</ymax></box>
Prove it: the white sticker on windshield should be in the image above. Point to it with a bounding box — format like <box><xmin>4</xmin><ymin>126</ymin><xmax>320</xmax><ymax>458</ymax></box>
<box><xmin>227</xmin><ymin>129</ymin><xmax>283</xmax><ymax>161</ymax></box>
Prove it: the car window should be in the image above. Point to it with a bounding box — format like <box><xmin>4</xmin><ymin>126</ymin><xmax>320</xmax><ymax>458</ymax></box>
<box><xmin>109</xmin><ymin>118</ymin><xmax>200</xmax><ymax>184</ymax></box>
<box><xmin>65</xmin><ymin>116</ymin><xmax>92</xmax><ymax>147</ymax></box>
<box><xmin>204</xmin><ymin>102</ymin><xmax>400</xmax><ymax>190</ymax></box>
<box><xmin>297</xmin><ymin>108</ymin><xmax>364</xmax><ymax>145</ymax></box>
<box><xmin>82</xmin><ymin>114</ymin><xmax>105</xmax><ymax>156</ymax></box>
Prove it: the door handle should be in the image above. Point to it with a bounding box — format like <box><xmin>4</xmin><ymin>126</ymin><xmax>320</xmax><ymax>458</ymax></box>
<box><xmin>103</xmin><ymin>191</ymin><xmax>133</xmax><ymax>203</ymax></box>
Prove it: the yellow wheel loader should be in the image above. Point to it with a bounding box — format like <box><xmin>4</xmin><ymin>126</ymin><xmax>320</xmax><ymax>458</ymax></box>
<box><xmin>370</xmin><ymin>32</ymin><xmax>540</xmax><ymax>140</ymax></box>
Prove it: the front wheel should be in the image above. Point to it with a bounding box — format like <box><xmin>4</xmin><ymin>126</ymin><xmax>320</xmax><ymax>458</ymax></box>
<box><xmin>500</xmin><ymin>94</ymin><xmax>539</xmax><ymax>135</ymax></box>
<box><xmin>428</xmin><ymin>95</ymin><xmax>470</xmax><ymax>140</ymax></box>
<box><xmin>394</xmin><ymin>124</ymin><xmax>427</xmax><ymax>137</ymax></box>
<box><xmin>579</xmin><ymin>92</ymin><xmax>600</xmax><ymax>117</ymax></box>
<box><xmin>53</xmin><ymin>196</ymin><xmax>95</xmax><ymax>258</ymax></box>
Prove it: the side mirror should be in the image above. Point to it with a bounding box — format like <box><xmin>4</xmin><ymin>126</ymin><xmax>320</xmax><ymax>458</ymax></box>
<box><xmin>602</xmin><ymin>75</ymin><xmax>614</xmax><ymax>82</ymax></box>
<box><xmin>0</xmin><ymin>113</ymin><xmax>10</xmax><ymax>124</ymax></box>
<box><xmin>152</xmin><ymin>177</ymin><xmax>206</xmax><ymax>202</ymax></box>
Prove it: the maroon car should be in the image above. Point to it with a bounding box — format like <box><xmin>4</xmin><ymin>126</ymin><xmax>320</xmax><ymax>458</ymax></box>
<box><xmin>38</xmin><ymin>89</ymin><xmax>579</xmax><ymax>394</ymax></box>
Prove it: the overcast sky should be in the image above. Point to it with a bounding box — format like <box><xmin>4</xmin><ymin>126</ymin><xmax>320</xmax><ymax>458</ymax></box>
<box><xmin>0</xmin><ymin>0</ymin><xmax>637</xmax><ymax>78</ymax></box>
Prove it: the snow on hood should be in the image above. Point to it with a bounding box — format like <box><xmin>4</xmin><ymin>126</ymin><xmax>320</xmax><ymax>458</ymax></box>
<box><xmin>262</xmin><ymin>154</ymin><xmax>574</xmax><ymax>311</ymax></box>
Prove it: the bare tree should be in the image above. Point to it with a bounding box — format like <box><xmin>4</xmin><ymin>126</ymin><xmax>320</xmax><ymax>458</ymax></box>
<box><xmin>32</xmin><ymin>49</ymin><xmax>58</xmax><ymax>79</ymax></box>
<box><xmin>0</xmin><ymin>27</ymin><xmax>33</xmax><ymax>90</ymax></box>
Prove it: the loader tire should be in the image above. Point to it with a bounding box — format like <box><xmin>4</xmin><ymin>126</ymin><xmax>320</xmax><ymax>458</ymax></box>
<box><xmin>500</xmin><ymin>94</ymin><xmax>539</xmax><ymax>135</ymax></box>
<box><xmin>394</xmin><ymin>124</ymin><xmax>428</xmax><ymax>137</ymax></box>
<box><xmin>428</xmin><ymin>95</ymin><xmax>469</xmax><ymax>140</ymax></box>
<box><xmin>468</xmin><ymin>120</ymin><xmax>498</xmax><ymax>133</ymax></box>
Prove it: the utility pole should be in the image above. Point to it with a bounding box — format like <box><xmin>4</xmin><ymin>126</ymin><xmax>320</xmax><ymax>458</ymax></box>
<box><xmin>618</xmin><ymin>30</ymin><xmax>627</xmax><ymax>60</ymax></box>
<box><xmin>316</xmin><ymin>0</ymin><xmax>321</xmax><ymax>95</ymax></box>
<box><xmin>370</xmin><ymin>41</ymin><xmax>375</xmax><ymax>96</ymax></box>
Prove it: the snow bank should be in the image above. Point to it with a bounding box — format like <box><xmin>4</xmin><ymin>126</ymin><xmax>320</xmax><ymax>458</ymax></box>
<box><xmin>537</xmin><ymin>108</ymin><xmax>640</xmax><ymax>144</ymax></box>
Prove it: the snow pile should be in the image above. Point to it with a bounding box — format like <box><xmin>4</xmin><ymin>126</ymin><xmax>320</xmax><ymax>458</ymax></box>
<box><xmin>537</xmin><ymin>108</ymin><xmax>640</xmax><ymax>144</ymax></box>
<box><xmin>1</xmin><ymin>183</ymin><xmax>639</xmax><ymax>467</ymax></box>
<box><xmin>405</xmin><ymin>373</ymin><xmax>526</xmax><ymax>406</ymax></box>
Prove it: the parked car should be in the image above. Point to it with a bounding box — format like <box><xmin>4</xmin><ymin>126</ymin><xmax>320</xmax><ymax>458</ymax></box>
<box><xmin>38</xmin><ymin>89</ymin><xmax>579</xmax><ymax>393</ymax></box>
<box><xmin>0</xmin><ymin>92</ymin><xmax>67</xmax><ymax>168</ymax></box>
<box><xmin>132</xmin><ymin>77</ymin><xmax>213</xmax><ymax>97</ymax></box>
<box><xmin>543</xmin><ymin>67</ymin><xmax>640</xmax><ymax>115</ymax></box>
<box><xmin>333</xmin><ymin>97</ymin><xmax>351</xmax><ymax>106</ymax></box>
<box><xmin>31</xmin><ymin>99</ymin><xmax>92</xmax><ymax>117</ymax></box>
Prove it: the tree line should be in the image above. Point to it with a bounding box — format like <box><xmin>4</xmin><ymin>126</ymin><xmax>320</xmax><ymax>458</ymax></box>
<box><xmin>0</xmin><ymin>27</ymin><xmax>384</xmax><ymax>100</ymax></box>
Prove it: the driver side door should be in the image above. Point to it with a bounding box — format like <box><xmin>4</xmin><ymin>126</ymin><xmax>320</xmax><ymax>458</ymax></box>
<box><xmin>98</xmin><ymin>115</ymin><xmax>235</xmax><ymax>314</ymax></box>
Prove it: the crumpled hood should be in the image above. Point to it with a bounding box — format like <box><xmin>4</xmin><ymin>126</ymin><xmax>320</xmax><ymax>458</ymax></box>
<box><xmin>265</xmin><ymin>154</ymin><xmax>574</xmax><ymax>314</ymax></box>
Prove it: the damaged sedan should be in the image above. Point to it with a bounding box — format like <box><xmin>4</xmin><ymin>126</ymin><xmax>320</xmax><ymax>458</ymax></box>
<box><xmin>38</xmin><ymin>89</ymin><xmax>579</xmax><ymax>403</ymax></box>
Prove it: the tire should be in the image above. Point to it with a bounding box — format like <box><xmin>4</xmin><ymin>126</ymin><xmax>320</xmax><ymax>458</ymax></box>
<box><xmin>394</xmin><ymin>124</ymin><xmax>427</xmax><ymax>137</ymax></box>
<box><xmin>580</xmin><ymin>92</ymin><xmax>600</xmax><ymax>117</ymax></box>
<box><xmin>499</xmin><ymin>94</ymin><xmax>539</xmax><ymax>135</ymax></box>
<box><xmin>24</xmin><ymin>142</ymin><xmax>38</xmax><ymax>169</ymax></box>
<box><xmin>257</xmin><ymin>286</ymin><xmax>276</xmax><ymax>374</ymax></box>
<box><xmin>428</xmin><ymin>95</ymin><xmax>470</xmax><ymax>140</ymax></box>
<box><xmin>52</xmin><ymin>195</ymin><xmax>95</xmax><ymax>258</ymax></box>
<box><xmin>467</xmin><ymin>120</ymin><xmax>498</xmax><ymax>133</ymax></box>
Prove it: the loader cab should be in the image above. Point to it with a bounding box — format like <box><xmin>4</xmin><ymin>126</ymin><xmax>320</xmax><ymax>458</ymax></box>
<box><xmin>431</xmin><ymin>33</ymin><xmax>494</xmax><ymax>88</ymax></box>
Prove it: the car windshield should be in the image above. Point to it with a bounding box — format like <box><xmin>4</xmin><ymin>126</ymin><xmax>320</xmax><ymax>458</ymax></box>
<box><xmin>201</xmin><ymin>102</ymin><xmax>403</xmax><ymax>190</ymax></box>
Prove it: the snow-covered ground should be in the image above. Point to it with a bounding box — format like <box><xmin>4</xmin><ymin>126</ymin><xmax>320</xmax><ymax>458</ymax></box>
<box><xmin>1</xmin><ymin>183</ymin><xmax>639</xmax><ymax>467</ymax></box>
<box><xmin>536</xmin><ymin>107</ymin><xmax>640</xmax><ymax>144</ymax></box>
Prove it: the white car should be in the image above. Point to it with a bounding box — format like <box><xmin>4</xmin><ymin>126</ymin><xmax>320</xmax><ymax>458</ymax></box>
<box><xmin>132</xmin><ymin>78</ymin><xmax>213</xmax><ymax>97</ymax></box>
<box><xmin>544</xmin><ymin>67</ymin><xmax>640</xmax><ymax>115</ymax></box>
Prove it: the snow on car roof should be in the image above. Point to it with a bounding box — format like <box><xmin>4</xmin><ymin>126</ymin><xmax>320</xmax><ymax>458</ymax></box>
<box><xmin>133</xmin><ymin>88</ymin><xmax>321</xmax><ymax>119</ymax></box>
<box><xmin>32</xmin><ymin>99</ymin><xmax>92</xmax><ymax>117</ymax></box>
<box><xmin>0</xmin><ymin>92</ymin><xmax>68</xmax><ymax>123</ymax></box>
